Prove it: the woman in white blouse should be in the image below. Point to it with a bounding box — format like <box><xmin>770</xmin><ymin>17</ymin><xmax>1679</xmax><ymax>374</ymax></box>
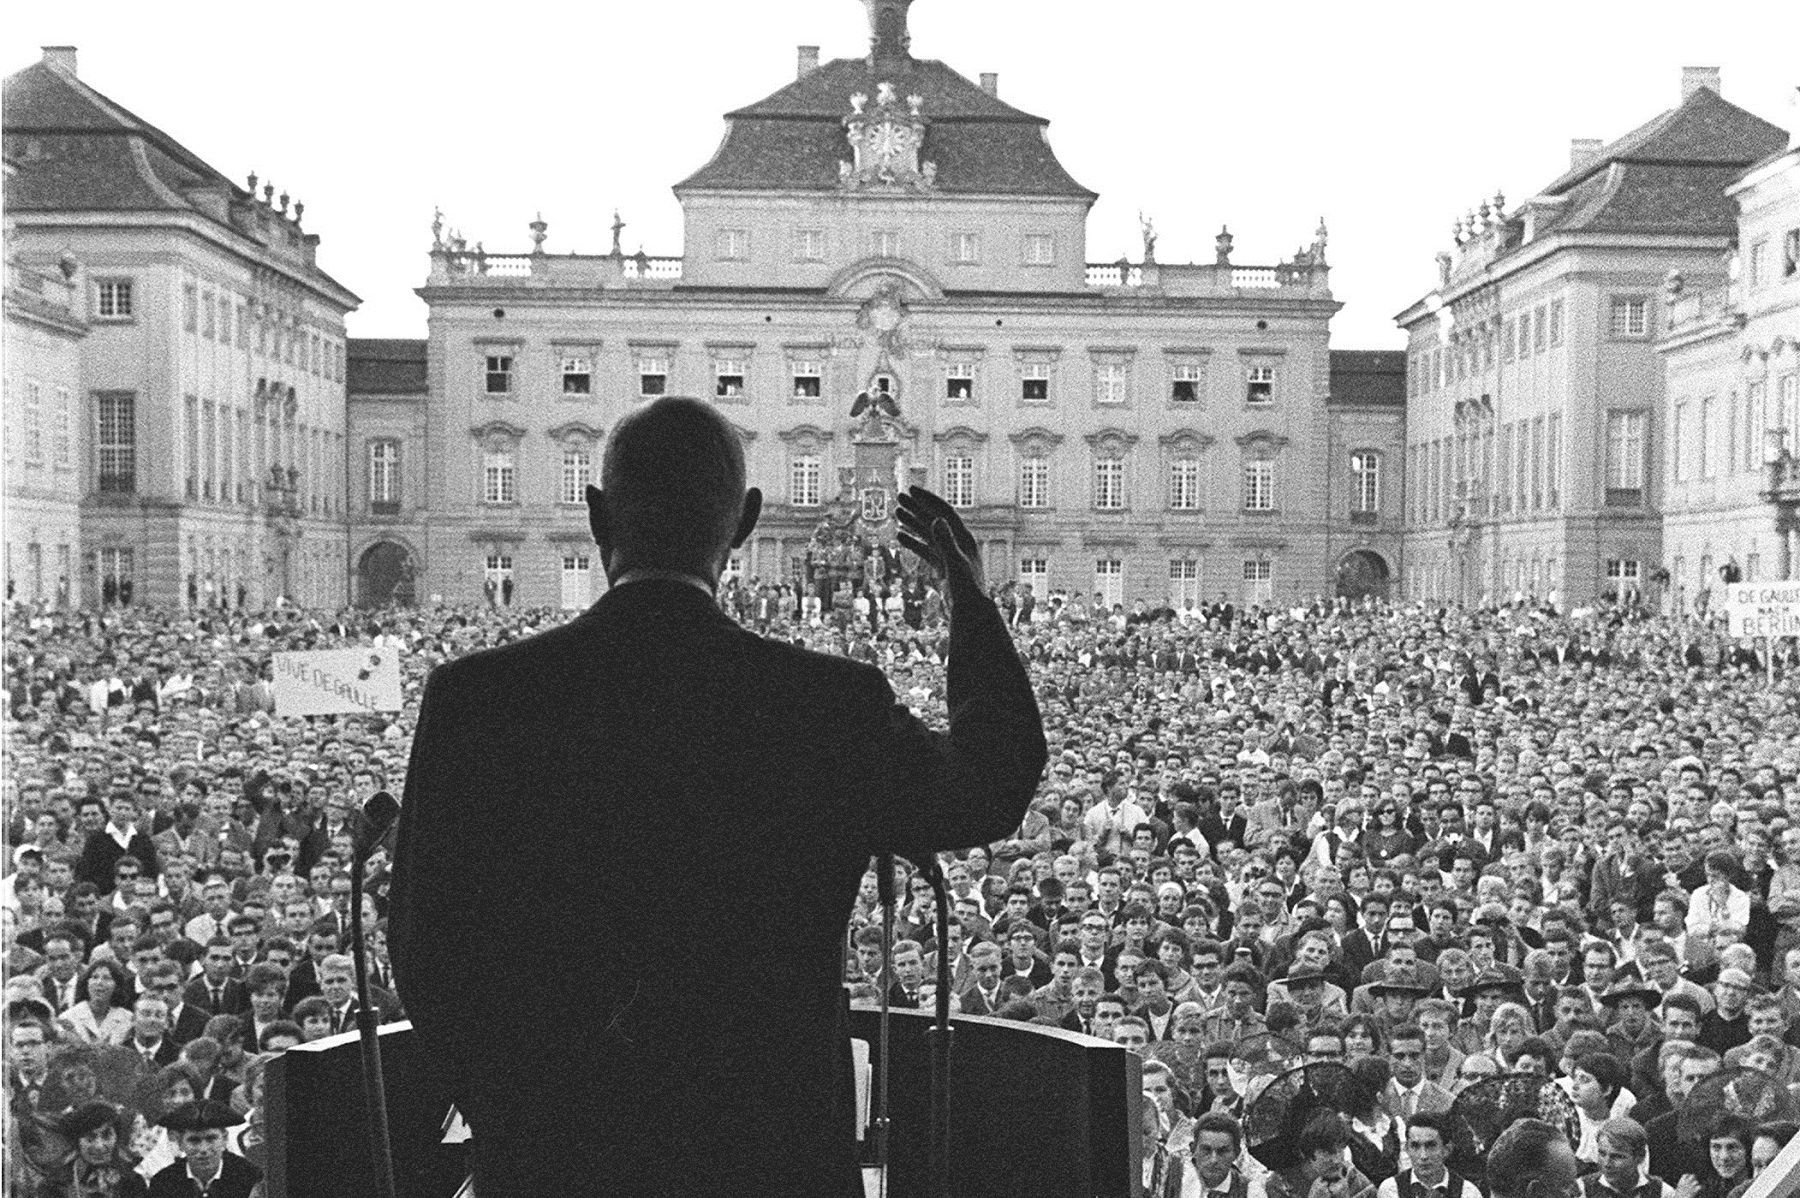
<box><xmin>57</xmin><ymin>960</ymin><xmax>133</xmax><ymax>1046</ymax></box>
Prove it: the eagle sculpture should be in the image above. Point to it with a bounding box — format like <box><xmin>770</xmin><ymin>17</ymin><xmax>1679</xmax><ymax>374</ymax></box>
<box><xmin>849</xmin><ymin>390</ymin><xmax>900</xmax><ymax>420</ymax></box>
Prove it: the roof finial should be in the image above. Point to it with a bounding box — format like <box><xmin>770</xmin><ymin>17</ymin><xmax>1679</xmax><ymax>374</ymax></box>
<box><xmin>862</xmin><ymin>0</ymin><xmax>915</xmax><ymax>66</ymax></box>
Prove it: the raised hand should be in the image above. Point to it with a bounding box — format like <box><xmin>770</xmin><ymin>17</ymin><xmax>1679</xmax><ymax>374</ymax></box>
<box><xmin>895</xmin><ymin>486</ymin><xmax>985</xmax><ymax>598</ymax></box>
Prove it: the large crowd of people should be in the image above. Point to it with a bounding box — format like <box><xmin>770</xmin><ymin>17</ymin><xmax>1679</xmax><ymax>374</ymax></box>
<box><xmin>2</xmin><ymin>576</ymin><xmax>1798</xmax><ymax>1196</ymax></box>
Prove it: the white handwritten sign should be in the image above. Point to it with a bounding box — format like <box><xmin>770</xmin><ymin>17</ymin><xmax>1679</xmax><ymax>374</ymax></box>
<box><xmin>1724</xmin><ymin>582</ymin><xmax>1800</xmax><ymax>640</ymax></box>
<box><xmin>273</xmin><ymin>649</ymin><xmax>404</xmax><ymax>717</ymax></box>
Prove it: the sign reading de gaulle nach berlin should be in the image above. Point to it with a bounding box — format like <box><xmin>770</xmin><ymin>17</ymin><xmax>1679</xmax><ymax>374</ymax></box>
<box><xmin>272</xmin><ymin>649</ymin><xmax>405</xmax><ymax>717</ymax></box>
<box><xmin>1723</xmin><ymin>582</ymin><xmax>1800</xmax><ymax>640</ymax></box>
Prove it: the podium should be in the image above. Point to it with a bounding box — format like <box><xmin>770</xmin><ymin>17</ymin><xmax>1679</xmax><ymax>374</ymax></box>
<box><xmin>267</xmin><ymin>1012</ymin><xmax>1140</xmax><ymax>1198</ymax></box>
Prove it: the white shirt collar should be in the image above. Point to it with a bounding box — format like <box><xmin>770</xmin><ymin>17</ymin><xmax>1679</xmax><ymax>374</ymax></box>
<box><xmin>611</xmin><ymin>568</ymin><xmax>715</xmax><ymax>598</ymax></box>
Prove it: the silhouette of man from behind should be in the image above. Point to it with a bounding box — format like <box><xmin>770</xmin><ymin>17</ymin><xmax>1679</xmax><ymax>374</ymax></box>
<box><xmin>390</xmin><ymin>395</ymin><xmax>1046</xmax><ymax>1197</ymax></box>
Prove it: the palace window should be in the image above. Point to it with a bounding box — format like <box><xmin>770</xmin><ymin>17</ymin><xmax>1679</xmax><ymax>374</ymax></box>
<box><xmin>792</xmin><ymin>360</ymin><xmax>823</xmax><ymax>399</ymax></box>
<box><xmin>715</xmin><ymin>358</ymin><xmax>746</xmax><ymax>399</ymax></box>
<box><xmin>795</xmin><ymin>229</ymin><xmax>826</xmax><ymax>261</ymax></box>
<box><xmin>639</xmin><ymin>356</ymin><xmax>668</xmax><ymax>398</ymax></box>
<box><xmin>1243</xmin><ymin>460</ymin><xmax>1274</xmax><ymax>512</ymax></box>
<box><xmin>1095</xmin><ymin>362</ymin><xmax>1127</xmax><ymax>406</ymax></box>
<box><xmin>945</xmin><ymin>362</ymin><xmax>975</xmax><ymax>402</ymax></box>
<box><xmin>1603</xmin><ymin>559</ymin><xmax>1641</xmax><ymax>600</ymax></box>
<box><xmin>1168</xmin><ymin>458</ymin><xmax>1201</xmax><ymax>511</ymax></box>
<box><xmin>484</xmin><ymin>355</ymin><xmax>513</xmax><ymax>396</ymax></box>
<box><xmin>1171</xmin><ymin>363</ymin><xmax>1204</xmax><ymax>404</ymax></box>
<box><xmin>484</xmin><ymin>554</ymin><xmax>514</xmax><ymax>605</ymax></box>
<box><xmin>1024</xmin><ymin>234</ymin><xmax>1055</xmax><ymax>265</ymax></box>
<box><xmin>953</xmin><ymin>233</ymin><xmax>981</xmax><ymax>263</ymax></box>
<box><xmin>1093</xmin><ymin>457</ymin><xmax>1125</xmax><ymax>511</ymax></box>
<box><xmin>184</xmin><ymin>396</ymin><xmax>200</xmax><ymax>498</ymax></box>
<box><xmin>1245</xmin><ymin>364</ymin><xmax>1275</xmax><ymax>405</ymax></box>
<box><xmin>96</xmin><ymin>280</ymin><xmax>134</xmax><ymax>320</ymax></box>
<box><xmin>52</xmin><ymin>387</ymin><xmax>71</xmax><ymax>467</ymax></box>
<box><xmin>1351</xmin><ymin>451</ymin><xmax>1380</xmax><ymax>514</ymax></box>
<box><xmin>1021</xmin><ymin>362</ymin><xmax>1049</xmax><ymax>403</ymax></box>
<box><xmin>1094</xmin><ymin>560</ymin><xmax>1123</xmax><ymax>608</ymax></box>
<box><xmin>1019</xmin><ymin>558</ymin><xmax>1049</xmax><ymax>599</ymax></box>
<box><xmin>482</xmin><ymin>448</ymin><xmax>516</xmax><ymax>504</ymax></box>
<box><xmin>184</xmin><ymin>285</ymin><xmax>198</xmax><ymax>333</ymax></box>
<box><xmin>1532</xmin><ymin>305</ymin><xmax>1548</xmax><ymax>353</ymax></box>
<box><xmin>96</xmin><ymin>392</ymin><xmax>136</xmax><ymax>493</ymax></box>
<box><xmin>560</xmin><ymin>554</ymin><xmax>592</xmax><ymax>611</ymax></box>
<box><xmin>1546</xmin><ymin>414</ymin><xmax>1561</xmax><ymax>507</ymax></box>
<box><xmin>22</xmin><ymin>382</ymin><xmax>42</xmax><ymax>464</ymax></box>
<box><xmin>1019</xmin><ymin>455</ymin><xmax>1049</xmax><ymax>508</ymax></box>
<box><xmin>1604</xmin><ymin>410</ymin><xmax>1645</xmax><ymax>501</ymax></box>
<box><xmin>716</xmin><ymin>229</ymin><xmax>749</xmax><ymax>260</ymax></box>
<box><xmin>1242</xmin><ymin>560</ymin><xmax>1273</xmax><ymax>605</ymax></box>
<box><xmin>944</xmin><ymin>455</ymin><xmax>974</xmax><ymax>509</ymax></box>
<box><xmin>1610</xmin><ymin>298</ymin><xmax>1648</xmax><ymax>338</ymax></box>
<box><xmin>368</xmin><ymin>439</ymin><xmax>400</xmax><ymax>512</ymax></box>
<box><xmin>560</xmin><ymin>445</ymin><xmax>592</xmax><ymax>505</ymax></box>
<box><xmin>561</xmin><ymin>357</ymin><xmax>592</xmax><ymax>395</ymax></box>
<box><xmin>1548</xmin><ymin>299</ymin><xmax>1565</xmax><ymax>346</ymax></box>
<box><xmin>873</xmin><ymin>230</ymin><xmax>900</xmax><ymax>258</ymax></box>
<box><xmin>789</xmin><ymin>455</ymin><xmax>821</xmax><ymax>507</ymax></box>
<box><xmin>1169</xmin><ymin>559</ymin><xmax>1201</xmax><ymax>610</ymax></box>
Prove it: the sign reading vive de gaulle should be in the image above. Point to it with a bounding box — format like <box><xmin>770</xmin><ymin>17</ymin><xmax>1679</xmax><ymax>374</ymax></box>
<box><xmin>1724</xmin><ymin>582</ymin><xmax>1800</xmax><ymax>640</ymax></box>
<box><xmin>273</xmin><ymin>650</ymin><xmax>404</xmax><ymax>717</ymax></box>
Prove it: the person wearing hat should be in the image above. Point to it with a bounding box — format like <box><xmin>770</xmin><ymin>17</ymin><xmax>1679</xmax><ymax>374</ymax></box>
<box><xmin>1274</xmin><ymin>963</ymin><xmax>1337</xmax><ymax>1028</ymax></box>
<box><xmin>1598</xmin><ymin>977</ymin><xmax>1663</xmax><ymax>1060</ymax></box>
<box><xmin>38</xmin><ymin>1100</ymin><xmax>148</xmax><ymax>1198</ymax></box>
<box><xmin>1368</xmin><ymin>971</ymin><xmax>1429</xmax><ymax>1034</ymax></box>
<box><xmin>147</xmin><ymin>1100</ymin><xmax>260</xmax><ymax>1198</ymax></box>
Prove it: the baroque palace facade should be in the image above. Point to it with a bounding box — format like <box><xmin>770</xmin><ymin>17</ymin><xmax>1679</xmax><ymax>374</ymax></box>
<box><xmin>352</xmin><ymin>0</ymin><xmax>1407</xmax><ymax>611</ymax></box>
<box><xmin>3</xmin><ymin>48</ymin><xmax>358</xmax><ymax>611</ymax></box>
<box><xmin>1396</xmin><ymin>68</ymin><xmax>1793</xmax><ymax>608</ymax></box>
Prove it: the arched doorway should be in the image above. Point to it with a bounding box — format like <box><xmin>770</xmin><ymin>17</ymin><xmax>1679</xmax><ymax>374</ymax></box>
<box><xmin>1336</xmin><ymin>550</ymin><xmax>1391</xmax><ymax>601</ymax></box>
<box><xmin>357</xmin><ymin>541</ymin><xmax>415</xmax><ymax>608</ymax></box>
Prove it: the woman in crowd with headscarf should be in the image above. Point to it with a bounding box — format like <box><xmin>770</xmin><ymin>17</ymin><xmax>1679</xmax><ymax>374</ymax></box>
<box><xmin>24</xmin><ymin>1100</ymin><xmax>147</xmax><ymax>1198</ymax></box>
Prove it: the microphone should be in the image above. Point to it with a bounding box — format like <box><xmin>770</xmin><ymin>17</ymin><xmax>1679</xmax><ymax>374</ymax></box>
<box><xmin>876</xmin><ymin>853</ymin><xmax>896</xmax><ymax>910</ymax></box>
<box><xmin>352</xmin><ymin>791</ymin><xmax>400</xmax><ymax>864</ymax></box>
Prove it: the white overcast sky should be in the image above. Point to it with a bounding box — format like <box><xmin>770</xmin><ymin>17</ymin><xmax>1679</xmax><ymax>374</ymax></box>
<box><xmin>7</xmin><ymin>1</ymin><xmax>1796</xmax><ymax>348</ymax></box>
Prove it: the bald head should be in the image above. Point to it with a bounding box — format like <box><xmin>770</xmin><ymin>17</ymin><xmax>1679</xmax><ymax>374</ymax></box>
<box><xmin>588</xmin><ymin>396</ymin><xmax>760</xmax><ymax>581</ymax></box>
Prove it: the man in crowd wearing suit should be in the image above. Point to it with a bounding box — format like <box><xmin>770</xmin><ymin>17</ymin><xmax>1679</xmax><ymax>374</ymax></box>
<box><xmin>391</xmin><ymin>397</ymin><xmax>1046</xmax><ymax>1198</ymax></box>
<box><xmin>75</xmin><ymin>794</ymin><xmax>160</xmax><ymax>894</ymax></box>
<box><xmin>183</xmin><ymin>939</ymin><xmax>248</xmax><ymax>1018</ymax></box>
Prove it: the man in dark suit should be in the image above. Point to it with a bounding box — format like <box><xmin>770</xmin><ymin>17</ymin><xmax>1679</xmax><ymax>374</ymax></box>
<box><xmin>391</xmin><ymin>398</ymin><xmax>1046</xmax><ymax>1198</ymax></box>
<box><xmin>140</xmin><ymin>964</ymin><xmax>210</xmax><ymax>1048</ymax></box>
<box><xmin>74</xmin><ymin>794</ymin><xmax>160</xmax><ymax>894</ymax></box>
<box><xmin>183</xmin><ymin>941</ymin><xmax>249</xmax><ymax>1018</ymax></box>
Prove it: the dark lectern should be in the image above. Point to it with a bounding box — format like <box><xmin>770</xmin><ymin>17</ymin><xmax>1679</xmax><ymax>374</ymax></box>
<box><xmin>267</xmin><ymin>1012</ymin><xmax>1140</xmax><ymax>1198</ymax></box>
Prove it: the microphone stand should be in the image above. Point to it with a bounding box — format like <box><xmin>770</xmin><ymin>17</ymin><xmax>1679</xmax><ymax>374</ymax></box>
<box><xmin>350</xmin><ymin>792</ymin><xmax>400</xmax><ymax>1198</ymax></box>
<box><xmin>917</xmin><ymin>858</ymin><xmax>954</xmax><ymax>1198</ymax></box>
<box><xmin>874</xmin><ymin>852</ymin><xmax>897</xmax><ymax>1198</ymax></box>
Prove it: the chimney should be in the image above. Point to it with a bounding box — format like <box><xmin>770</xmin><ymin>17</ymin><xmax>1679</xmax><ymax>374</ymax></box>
<box><xmin>1681</xmin><ymin>66</ymin><xmax>1721</xmax><ymax>100</ymax></box>
<box><xmin>41</xmin><ymin>46</ymin><xmax>77</xmax><ymax>76</ymax></box>
<box><xmin>862</xmin><ymin>0</ymin><xmax>916</xmax><ymax>67</ymax></box>
<box><xmin>797</xmin><ymin>45</ymin><xmax>819</xmax><ymax>78</ymax></box>
<box><xmin>1569</xmin><ymin>138</ymin><xmax>1603</xmax><ymax>171</ymax></box>
<box><xmin>979</xmin><ymin>72</ymin><xmax>998</xmax><ymax>97</ymax></box>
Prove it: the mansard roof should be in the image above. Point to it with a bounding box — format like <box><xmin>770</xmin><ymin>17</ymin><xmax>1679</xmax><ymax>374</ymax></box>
<box><xmin>3</xmin><ymin>59</ymin><xmax>358</xmax><ymax>303</ymax></box>
<box><xmin>678</xmin><ymin>55</ymin><xmax>1094</xmax><ymax>199</ymax></box>
<box><xmin>1528</xmin><ymin>86</ymin><xmax>1790</xmax><ymax>238</ymax></box>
